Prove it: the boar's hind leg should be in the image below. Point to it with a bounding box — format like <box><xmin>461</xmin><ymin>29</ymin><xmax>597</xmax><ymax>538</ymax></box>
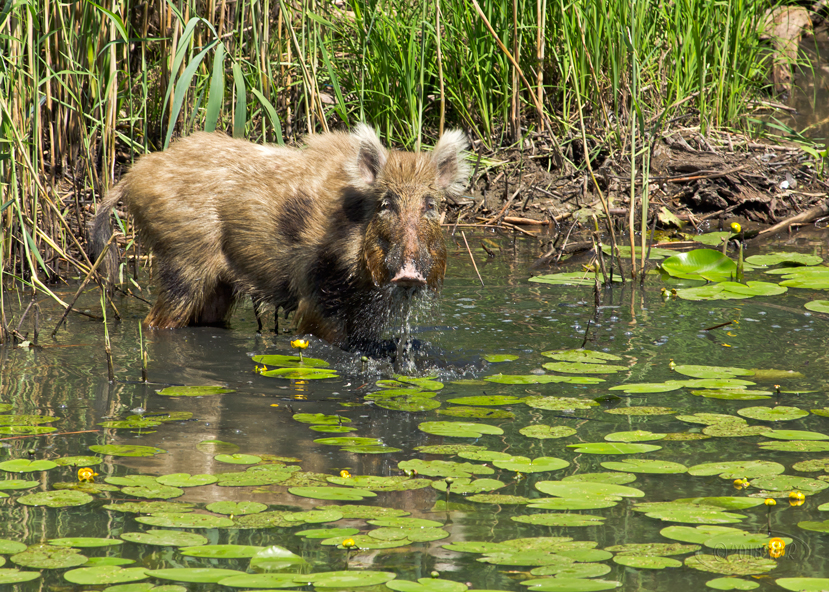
<box><xmin>144</xmin><ymin>264</ymin><xmax>236</xmax><ymax>328</ymax></box>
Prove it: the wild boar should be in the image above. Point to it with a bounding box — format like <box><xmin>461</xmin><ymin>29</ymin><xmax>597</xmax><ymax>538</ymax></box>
<box><xmin>91</xmin><ymin>125</ymin><xmax>469</xmax><ymax>351</ymax></box>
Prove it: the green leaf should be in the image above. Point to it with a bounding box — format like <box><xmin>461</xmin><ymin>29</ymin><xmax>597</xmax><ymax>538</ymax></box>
<box><xmin>542</xmin><ymin>361</ymin><xmax>626</xmax><ymax>374</ymax></box>
<box><xmin>295</xmin><ymin>571</ymin><xmax>397</xmax><ymax>587</ymax></box>
<box><xmin>660</xmin><ymin>525</ymin><xmax>744</xmax><ymax>544</ymax></box>
<box><xmin>288</xmin><ymin>486</ymin><xmax>376</xmax><ymax>501</ymax></box>
<box><xmin>688</xmin><ymin>460</ymin><xmax>785</xmax><ymax>479</ymax></box>
<box><xmin>120</xmin><ymin>530</ymin><xmax>207</xmax><ymax>547</ymax></box>
<box><xmin>566</xmin><ymin>443</ymin><xmax>662</xmax><ymax>454</ymax></box>
<box><xmin>604</xmin><ymin>430</ymin><xmax>666</xmax><ymax>442</ymax></box>
<box><xmin>386</xmin><ymin>578</ymin><xmax>468</xmax><ymax>592</ymax></box>
<box><xmin>261</xmin><ymin>367</ymin><xmax>338</xmax><ymax>379</ymax></box>
<box><xmin>672</xmin><ymin>365</ymin><xmax>753</xmax><ymax>379</ymax></box>
<box><xmin>204</xmin><ymin>501</ymin><xmax>267</xmax><ymax>515</ymax></box>
<box><xmin>135</xmin><ymin>513</ymin><xmax>235</xmax><ymax>529</ymax></box>
<box><xmin>540</xmin><ymin>349</ymin><xmax>623</xmax><ymax>363</ymax></box>
<box><xmin>612</xmin><ymin>555</ymin><xmax>682</xmax><ymax>569</ymax></box>
<box><xmin>156</xmin><ymin>473</ymin><xmax>218</xmax><ymax>487</ymax></box>
<box><xmin>684</xmin><ymin>554</ymin><xmax>776</xmax><ymax>575</ymax></box>
<box><xmin>660</xmin><ymin>249</ymin><xmax>737</xmax><ymax>281</ymax></box>
<box><xmin>215</xmin><ymin>454</ymin><xmax>261</xmax><ymax>465</ymax></box>
<box><xmin>492</xmin><ymin>456</ymin><xmax>570</xmax><ymax>473</ymax></box>
<box><xmin>535</xmin><ymin>481</ymin><xmax>644</xmax><ymax>499</ymax></box>
<box><xmin>0</xmin><ymin>569</ymin><xmax>40</xmax><ymax>584</ymax></box>
<box><xmin>736</xmin><ymin>406</ymin><xmax>808</xmax><ymax>421</ymax></box>
<box><xmin>156</xmin><ymin>385</ymin><xmax>233</xmax><ymax>397</ymax></box>
<box><xmin>746</xmin><ymin>252</ymin><xmax>822</xmax><ymax>266</ymax></box>
<box><xmin>89</xmin><ymin>445</ymin><xmax>166</xmax><ymax>457</ymax></box>
<box><xmin>219</xmin><ymin>573</ymin><xmax>303</xmax><ymax>588</ymax></box>
<box><xmin>64</xmin><ymin>567</ymin><xmax>147</xmax><ymax>585</ymax></box>
<box><xmin>253</xmin><ymin>355</ymin><xmax>329</xmax><ymax>368</ymax></box>
<box><xmin>512</xmin><ymin>514</ymin><xmax>606</xmax><ymax>527</ymax></box>
<box><xmin>601</xmin><ymin>459</ymin><xmax>686</xmax><ymax>474</ymax></box>
<box><xmin>804</xmin><ymin>300</ymin><xmax>829</xmax><ymax>313</ymax></box>
<box><xmin>524</xmin><ymin>396</ymin><xmax>598</xmax><ymax>410</ymax></box>
<box><xmin>180</xmin><ymin>545</ymin><xmax>265</xmax><ymax>558</ymax></box>
<box><xmin>418</xmin><ymin>421</ymin><xmax>504</xmax><ymax>438</ymax></box>
<box><xmin>0</xmin><ymin>459</ymin><xmax>57</xmax><ymax>472</ymax></box>
<box><xmin>147</xmin><ymin>569</ymin><xmax>245</xmax><ymax>584</ymax></box>
<box><xmin>482</xmin><ymin>354</ymin><xmax>519</xmax><ymax>363</ymax></box>
<box><xmin>48</xmin><ymin>538</ymin><xmax>122</xmax><ymax>548</ymax></box>
<box><xmin>775</xmin><ymin>579</ymin><xmax>829</xmax><ymax>592</ymax></box>
<box><xmin>520</xmin><ymin>425</ymin><xmax>577</xmax><ymax>439</ymax></box>
<box><xmin>11</xmin><ymin>545</ymin><xmax>87</xmax><ymax>569</ymax></box>
<box><xmin>17</xmin><ymin>490</ymin><xmax>93</xmax><ymax>507</ymax></box>
<box><xmin>522</xmin><ymin>578</ymin><xmax>621</xmax><ymax>591</ymax></box>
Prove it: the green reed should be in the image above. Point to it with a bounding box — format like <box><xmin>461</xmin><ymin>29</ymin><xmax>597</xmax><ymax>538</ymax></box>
<box><xmin>0</xmin><ymin>0</ymin><xmax>782</xmax><ymax>319</ymax></box>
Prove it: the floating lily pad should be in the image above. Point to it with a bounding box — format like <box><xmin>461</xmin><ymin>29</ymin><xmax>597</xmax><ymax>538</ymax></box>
<box><xmin>660</xmin><ymin>249</ymin><xmax>737</xmax><ymax>281</ymax></box>
<box><xmin>804</xmin><ymin>300</ymin><xmax>829</xmax><ymax>313</ymax></box>
<box><xmin>527</xmin><ymin>498</ymin><xmax>617</xmax><ymax>510</ymax></box>
<box><xmin>398</xmin><ymin>459</ymin><xmax>494</xmax><ymax>478</ymax></box>
<box><xmin>676</xmin><ymin>281</ymin><xmax>787</xmax><ymax>301</ymax></box>
<box><xmin>156</xmin><ymin>386</ymin><xmax>233</xmax><ymax>396</ymax></box>
<box><xmin>446</xmin><ymin>395</ymin><xmax>524</xmax><ymax>406</ymax></box>
<box><xmin>634</xmin><ymin>502</ymin><xmax>745</xmax><ymax>524</ymax></box>
<box><xmin>749</xmin><ymin>475</ymin><xmax>828</xmax><ymax>494</ymax></box>
<box><xmin>704</xmin><ymin>577</ymin><xmax>759</xmax><ymax>590</ymax></box>
<box><xmin>736</xmin><ymin>406</ymin><xmax>808</xmax><ymax>422</ymax></box>
<box><xmin>512</xmin><ymin>514</ymin><xmax>606</xmax><ymax>527</ymax></box>
<box><xmin>180</xmin><ymin>545</ymin><xmax>265</xmax><ymax>558</ymax></box>
<box><xmin>296</xmin><ymin>527</ymin><xmax>360</xmax><ymax>539</ymax></box>
<box><xmin>467</xmin><ymin>494</ymin><xmax>531</xmax><ymax>505</ymax></box>
<box><xmin>379</xmin><ymin>377</ymin><xmax>444</xmax><ymax>391</ymax></box>
<box><xmin>688</xmin><ymin>460</ymin><xmax>785</xmax><ymax>479</ymax></box>
<box><xmin>604</xmin><ymin>430</ymin><xmax>666</xmax><ymax>442</ymax></box>
<box><xmin>0</xmin><ymin>459</ymin><xmax>57</xmax><ymax>473</ymax></box>
<box><xmin>49</xmin><ymin>538</ymin><xmax>123</xmax><ymax>548</ymax></box>
<box><xmin>156</xmin><ymin>473</ymin><xmax>218</xmax><ymax>487</ymax></box>
<box><xmin>215</xmin><ymin>454</ymin><xmax>262</xmax><ymax>465</ymax></box>
<box><xmin>522</xmin><ymin>577</ymin><xmax>621</xmax><ymax>591</ymax></box>
<box><xmin>296</xmin><ymin>570</ymin><xmax>397</xmax><ymax>587</ymax></box>
<box><xmin>64</xmin><ymin>566</ymin><xmax>148</xmax><ymax>585</ymax></box>
<box><xmin>674</xmin><ymin>497</ymin><xmax>764</xmax><ymax>510</ymax></box>
<box><xmin>760</xmin><ymin>441</ymin><xmax>829</xmax><ymax>452</ymax></box>
<box><xmin>0</xmin><ymin>480</ymin><xmax>37</xmax><ymax>491</ymax></box>
<box><xmin>147</xmin><ymin>569</ymin><xmax>246</xmax><ymax>584</ymax></box>
<box><xmin>53</xmin><ymin>456</ymin><xmax>104</xmax><ymax>467</ymax></box>
<box><xmin>563</xmin><ymin>472</ymin><xmax>637</xmax><ymax>485</ymax></box>
<box><xmin>535</xmin><ymin>481</ymin><xmax>644</xmax><ymax>499</ymax></box>
<box><xmin>418</xmin><ymin>421</ymin><xmax>504</xmax><ymax>438</ymax></box>
<box><xmin>492</xmin><ymin>456</ymin><xmax>570</xmax><ymax>473</ymax></box>
<box><xmin>530</xmin><ymin>272</ymin><xmax>603</xmax><ymax>286</ymax></box>
<box><xmin>524</xmin><ymin>396</ymin><xmax>599</xmax><ymax>410</ymax></box>
<box><xmin>288</xmin><ymin>486</ymin><xmax>376</xmax><ymax>500</ymax></box>
<box><xmin>702</xmin><ymin>425</ymin><xmax>772</xmax><ymax>438</ymax></box>
<box><xmin>205</xmin><ymin>501</ymin><xmax>268</xmax><ymax>515</ymax></box>
<box><xmin>89</xmin><ymin>445</ymin><xmax>166</xmax><ymax>457</ymax></box>
<box><xmin>566</xmin><ymin>443</ymin><xmax>662</xmax><ymax>454</ymax></box>
<box><xmin>691</xmin><ymin>389</ymin><xmax>771</xmax><ymax>400</ymax></box>
<box><xmin>672</xmin><ymin>365</ymin><xmax>753</xmax><ymax>379</ymax></box>
<box><xmin>601</xmin><ymin>459</ymin><xmax>687</xmax><ymax>474</ymax></box>
<box><xmin>0</xmin><ymin>569</ymin><xmax>40</xmax><ymax>584</ymax></box>
<box><xmin>684</xmin><ymin>554</ymin><xmax>776</xmax><ymax>575</ymax></box>
<box><xmin>604</xmin><ymin>542</ymin><xmax>700</xmax><ymax>556</ymax></box>
<box><xmin>485</xmin><ymin>374</ymin><xmax>604</xmax><ymax>385</ymax></box>
<box><xmin>660</xmin><ymin>525</ymin><xmax>744</xmax><ymax>544</ymax></box>
<box><xmin>541</xmin><ymin>350</ymin><xmax>623</xmax><ymax>364</ymax></box>
<box><xmin>0</xmin><ymin>540</ymin><xmax>27</xmax><ymax>554</ymax></box>
<box><xmin>541</xmin><ymin>361</ymin><xmax>626</xmax><ymax>374</ymax></box>
<box><xmin>762</xmin><ymin>430</ymin><xmax>829</xmax><ymax>440</ymax></box>
<box><xmin>520</xmin><ymin>425</ymin><xmax>577</xmax><ymax>439</ymax></box>
<box><xmin>776</xmin><ymin>578</ymin><xmax>829</xmax><ymax>591</ymax></box>
<box><xmin>483</xmin><ymin>354</ymin><xmax>519</xmax><ymax>363</ymax></box>
<box><xmin>612</xmin><ymin>555</ymin><xmax>682</xmax><ymax>569</ymax></box>
<box><xmin>104</xmin><ymin>501</ymin><xmax>194</xmax><ymax>514</ymax></box>
<box><xmin>120</xmin><ymin>530</ymin><xmax>208</xmax><ymax>547</ymax></box>
<box><xmin>604</xmin><ymin>406</ymin><xmax>677</xmax><ymax>415</ymax></box>
<box><xmin>747</xmin><ymin>252</ymin><xmax>823</xmax><ymax>266</ymax></box>
<box><xmin>135</xmin><ymin>513</ymin><xmax>235</xmax><ymax>528</ymax></box>
<box><xmin>252</xmin><ymin>354</ymin><xmax>329</xmax><ymax>368</ymax></box>
<box><xmin>702</xmin><ymin>532</ymin><xmax>791</xmax><ymax>551</ymax></box>
<box><xmin>387</xmin><ymin>577</ymin><xmax>468</xmax><ymax>592</ymax></box>
<box><xmin>529</xmin><ymin>564</ymin><xmax>611</xmax><ymax>578</ymax></box>
<box><xmin>438</xmin><ymin>407</ymin><xmax>515</xmax><ymax>419</ymax></box>
<box><xmin>17</xmin><ymin>490</ymin><xmax>93</xmax><ymax>507</ymax></box>
<box><xmin>608</xmin><ymin>381</ymin><xmax>686</xmax><ymax>393</ymax></box>
<box><xmin>218</xmin><ymin>573</ymin><xmax>304</xmax><ymax>588</ymax></box>
<box><xmin>261</xmin><ymin>368</ymin><xmax>338</xmax><ymax>380</ymax></box>
<box><xmin>328</xmin><ymin>475</ymin><xmax>431</xmax><ymax>492</ymax></box>
<box><xmin>11</xmin><ymin>545</ymin><xmax>87</xmax><ymax>569</ymax></box>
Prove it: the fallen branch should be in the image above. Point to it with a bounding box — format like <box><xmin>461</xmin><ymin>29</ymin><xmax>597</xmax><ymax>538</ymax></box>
<box><xmin>461</xmin><ymin>231</ymin><xmax>484</xmax><ymax>287</ymax></box>
<box><xmin>756</xmin><ymin>198</ymin><xmax>829</xmax><ymax>238</ymax></box>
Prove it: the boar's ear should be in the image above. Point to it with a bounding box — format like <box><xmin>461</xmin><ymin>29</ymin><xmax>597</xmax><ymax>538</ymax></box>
<box><xmin>431</xmin><ymin>129</ymin><xmax>470</xmax><ymax>196</ymax></box>
<box><xmin>349</xmin><ymin>124</ymin><xmax>388</xmax><ymax>189</ymax></box>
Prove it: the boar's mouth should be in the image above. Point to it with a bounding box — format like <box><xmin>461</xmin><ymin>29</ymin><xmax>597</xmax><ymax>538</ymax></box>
<box><xmin>389</xmin><ymin>260</ymin><xmax>427</xmax><ymax>288</ymax></box>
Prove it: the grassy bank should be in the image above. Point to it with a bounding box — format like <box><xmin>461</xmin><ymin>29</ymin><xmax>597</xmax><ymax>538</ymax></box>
<box><xmin>0</xmin><ymin>0</ymin><xmax>786</xmax><ymax>326</ymax></box>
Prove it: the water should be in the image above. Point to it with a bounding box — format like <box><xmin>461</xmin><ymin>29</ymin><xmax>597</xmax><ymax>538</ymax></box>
<box><xmin>1</xmin><ymin>229</ymin><xmax>829</xmax><ymax>590</ymax></box>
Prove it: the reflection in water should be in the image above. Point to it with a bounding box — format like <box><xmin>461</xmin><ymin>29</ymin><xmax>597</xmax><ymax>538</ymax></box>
<box><xmin>0</xmin><ymin>230</ymin><xmax>828</xmax><ymax>590</ymax></box>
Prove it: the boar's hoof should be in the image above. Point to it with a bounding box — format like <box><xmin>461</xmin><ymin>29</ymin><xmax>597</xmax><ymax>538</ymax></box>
<box><xmin>390</xmin><ymin>262</ymin><xmax>427</xmax><ymax>288</ymax></box>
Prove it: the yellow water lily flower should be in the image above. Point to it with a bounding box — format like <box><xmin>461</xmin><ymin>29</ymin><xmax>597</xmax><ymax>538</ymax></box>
<box><xmin>733</xmin><ymin>478</ymin><xmax>749</xmax><ymax>490</ymax></box>
<box><xmin>789</xmin><ymin>490</ymin><xmax>806</xmax><ymax>506</ymax></box>
<box><xmin>767</xmin><ymin>537</ymin><xmax>785</xmax><ymax>558</ymax></box>
<box><xmin>730</xmin><ymin>222</ymin><xmax>742</xmax><ymax>234</ymax></box>
<box><xmin>342</xmin><ymin>538</ymin><xmax>357</xmax><ymax>549</ymax></box>
<box><xmin>340</xmin><ymin>470</ymin><xmax>351</xmax><ymax>479</ymax></box>
<box><xmin>764</xmin><ymin>498</ymin><xmax>777</xmax><ymax>506</ymax></box>
<box><xmin>291</xmin><ymin>339</ymin><xmax>309</xmax><ymax>350</ymax></box>
<box><xmin>77</xmin><ymin>467</ymin><xmax>98</xmax><ymax>482</ymax></box>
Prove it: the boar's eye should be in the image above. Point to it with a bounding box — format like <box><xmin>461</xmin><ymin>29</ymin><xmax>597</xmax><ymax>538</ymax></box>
<box><xmin>422</xmin><ymin>196</ymin><xmax>436</xmax><ymax>215</ymax></box>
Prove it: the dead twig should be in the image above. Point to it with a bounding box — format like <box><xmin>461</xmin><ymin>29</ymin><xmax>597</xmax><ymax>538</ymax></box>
<box><xmin>461</xmin><ymin>231</ymin><xmax>484</xmax><ymax>287</ymax></box>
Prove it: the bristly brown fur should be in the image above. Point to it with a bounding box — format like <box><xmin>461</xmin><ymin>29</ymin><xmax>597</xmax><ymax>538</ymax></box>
<box><xmin>91</xmin><ymin>125</ymin><xmax>469</xmax><ymax>350</ymax></box>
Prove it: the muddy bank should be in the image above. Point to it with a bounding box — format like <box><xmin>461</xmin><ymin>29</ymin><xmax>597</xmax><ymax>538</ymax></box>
<box><xmin>446</xmin><ymin>126</ymin><xmax>828</xmax><ymax>257</ymax></box>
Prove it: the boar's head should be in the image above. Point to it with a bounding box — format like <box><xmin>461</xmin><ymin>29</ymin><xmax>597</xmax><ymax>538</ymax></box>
<box><xmin>353</xmin><ymin>126</ymin><xmax>469</xmax><ymax>294</ymax></box>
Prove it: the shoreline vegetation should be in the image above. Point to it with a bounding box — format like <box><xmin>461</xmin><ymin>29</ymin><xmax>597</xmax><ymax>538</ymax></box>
<box><xmin>1</xmin><ymin>0</ymin><xmax>827</xmax><ymax>343</ymax></box>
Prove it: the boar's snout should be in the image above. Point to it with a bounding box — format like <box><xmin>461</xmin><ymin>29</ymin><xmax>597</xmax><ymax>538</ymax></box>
<box><xmin>390</xmin><ymin>260</ymin><xmax>428</xmax><ymax>287</ymax></box>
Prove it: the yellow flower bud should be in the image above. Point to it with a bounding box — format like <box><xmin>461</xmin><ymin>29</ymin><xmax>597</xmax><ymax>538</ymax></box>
<box><xmin>291</xmin><ymin>339</ymin><xmax>309</xmax><ymax>350</ymax></box>
<box><xmin>342</xmin><ymin>538</ymin><xmax>356</xmax><ymax>549</ymax></box>
<box><xmin>764</xmin><ymin>498</ymin><xmax>777</xmax><ymax>506</ymax></box>
<box><xmin>340</xmin><ymin>470</ymin><xmax>351</xmax><ymax>479</ymax></box>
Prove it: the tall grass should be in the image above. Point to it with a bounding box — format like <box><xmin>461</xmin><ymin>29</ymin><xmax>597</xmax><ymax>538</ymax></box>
<box><xmin>0</xmin><ymin>0</ymin><xmax>779</xmax><ymax>328</ymax></box>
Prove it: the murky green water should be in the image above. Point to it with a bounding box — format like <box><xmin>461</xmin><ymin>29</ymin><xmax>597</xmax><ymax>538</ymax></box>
<box><xmin>1</xmin><ymin>230</ymin><xmax>829</xmax><ymax>591</ymax></box>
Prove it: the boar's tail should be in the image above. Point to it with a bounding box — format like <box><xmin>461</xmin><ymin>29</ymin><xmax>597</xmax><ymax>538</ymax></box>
<box><xmin>89</xmin><ymin>185</ymin><xmax>123</xmax><ymax>283</ymax></box>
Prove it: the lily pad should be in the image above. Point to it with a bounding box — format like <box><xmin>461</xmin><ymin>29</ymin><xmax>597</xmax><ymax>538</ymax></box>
<box><xmin>736</xmin><ymin>406</ymin><xmax>808</xmax><ymax>422</ymax></box>
<box><xmin>604</xmin><ymin>406</ymin><xmax>677</xmax><ymax>415</ymax></box>
<box><xmin>749</xmin><ymin>475</ymin><xmax>828</xmax><ymax>494</ymax></box>
<box><xmin>0</xmin><ymin>480</ymin><xmax>38</xmax><ymax>491</ymax></box>
<box><xmin>49</xmin><ymin>538</ymin><xmax>123</xmax><ymax>548</ymax></box>
<box><xmin>483</xmin><ymin>354</ymin><xmax>519</xmax><ymax>363</ymax></box>
<box><xmin>135</xmin><ymin>513</ymin><xmax>235</xmax><ymax>528</ymax></box>
<box><xmin>261</xmin><ymin>368</ymin><xmax>338</xmax><ymax>380</ymax></box>
<box><xmin>604</xmin><ymin>542</ymin><xmax>700</xmax><ymax>556</ymax></box>
<box><xmin>601</xmin><ymin>459</ymin><xmax>687</xmax><ymax>474</ymax></box>
<box><xmin>89</xmin><ymin>445</ymin><xmax>166</xmax><ymax>457</ymax></box>
<box><xmin>608</xmin><ymin>381</ymin><xmax>686</xmax><ymax>393</ymax></box>
<box><xmin>660</xmin><ymin>249</ymin><xmax>737</xmax><ymax>281</ymax></box>
<box><xmin>205</xmin><ymin>501</ymin><xmax>268</xmax><ymax>515</ymax></box>
<box><xmin>252</xmin><ymin>354</ymin><xmax>329</xmax><ymax>368</ymax></box>
<box><xmin>704</xmin><ymin>578</ymin><xmax>759</xmax><ymax>590</ymax></box>
<box><xmin>541</xmin><ymin>361</ymin><xmax>626</xmax><ymax>374</ymax></box>
<box><xmin>660</xmin><ymin>525</ymin><xmax>744</xmax><ymax>545</ymax></box>
<box><xmin>520</xmin><ymin>425</ymin><xmax>578</xmax><ymax>439</ymax></box>
<box><xmin>512</xmin><ymin>514</ymin><xmax>606</xmax><ymax>527</ymax></box>
<box><xmin>485</xmin><ymin>374</ymin><xmax>604</xmax><ymax>385</ymax></box>
<box><xmin>776</xmin><ymin>578</ymin><xmax>829</xmax><ymax>591</ymax></box>
<box><xmin>120</xmin><ymin>530</ymin><xmax>208</xmax><ymax>547</ymax></box>
<box><xmin>438</xmin><ymin>407</ymin><xmax>515</xmax><ymax>419</ymax></box>
<box><xmin>747</xmin><ymin>252</ymin><xmax>822</xmax><ymax>266</ymax></box>
<box><xmin>219</xmin><ymin>573</ymin><xmax>304</xmax><ymax>588</ymax></box>
<box><xmin>524</xmin><ymin>396</ymin><xmax>599</xmax><ymax>410</ymax></box>
<box><xmin>612</xmin><ymin>555</ymin><xmax>682</xmax><ymax>569</ymax></box>
<box><xmin>296</xmin><ymin>571</ymin><xmax>397</xmax><ymax>587</ymax></box>
<box><xmin>522</xmin><ymin>578</ymin><xmax>621</xmax><ymax>591</ymax></box>
<box><xmin>156</xmin><ymin>473</ymin><xmax>218</xmax><ymax>487</ymax></box>
<box><xmin>688</xmin><ymin>460</ymin><xmax>785</xmax><ymax>479</ymax></box>
<box><xmin>672</xmin><ymin>365</ymin><xmax>753</xmax><ymax>379</ymax></box>
<box><xmin>604</xmin><ymin>430</ymin><xmax>666</xmax><ymax>442</ymax></box>
<box><xmin>566</xmin><ymin>443</ymin><xmax>662</xmax><ymax>454</ymax></box>
<box><xmin>540</xmin><ymin>350</ymin><xmax>623</xmax><ymax>364</ymax></box>
<box><xmin>535</xmin><ymin>481</ymin><xmax>644</xmax><ymax>499</ymax></box>
<box><xmin>418</xmin><ymin>421</ymin><xmax>504</xmax><ymax>438</ymax></box>
<box><xmin>804</xmin><ymin>300</ymin><xmax>829</xmax><ymax>313</ymax></box>
<box><xmin>156</xmin><ymin>385</ymin><xmax>234</xmax><ymax>396</ymax></box>
<box><xmin>53</xmin><ymin>456</ymin><xmax>104</xmax><ymax>467</ymax></box>
<box><xmin>180</xmin><ymin>545</ymin><xmax>265</xmax><ymax>558</ymax></box>
<box><xmin>11</xmin><ymin>545</ymin><xmax>87</xmax><ymax>569</ymax></box>
<box><xmin>0</xmin><ymin>569</ymin><xmax>40</xmax><ymax>584</ymax></box>
<box><xmin>387</xmin><ymin>578</ymin><xmax>468</xmax><ymax>592</ymax></box>
<box><xmin>146</xmin><ymin>569</ymin><xmax>246</xmax><ymax>584</ymax></box>
<box><xmin>64</xmin><ymin>567</ymin><xmax>148</xmax><ymax>585</ymax></box>
<box><xmin>684</xmin><ymin>554</ymin><xmax>776</xmax><ymax>575</ymax></box>
<box><xmin>446</xmin><ymin>395</ymin><xmax>524</xmax><ymax>406</ymax></box>
<box><xmin>288</xmin><ymin>486</ymin><xmax>376</xmax><ymax>500</ymax></box>
<box><xmin>0</xmin><ymin>459</ymin><xmax>57</xmax><ymax>473</ymax></box>
<box><xmin>17</xmin><ymin>490</ymin><xmax>93</xmax><ymax>507</ymax></box>
<box><xmin>492</xmin><ymin>456</ymin><xmax>570</xmax><ymax>473</ymax></box>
